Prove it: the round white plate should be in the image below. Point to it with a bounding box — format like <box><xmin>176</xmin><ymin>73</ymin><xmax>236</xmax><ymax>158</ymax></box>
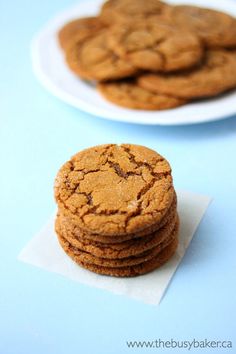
<box><xmin>32</xmin><ymin>0</ymin><xmax>236</xmax><ymax>125</ymax></box>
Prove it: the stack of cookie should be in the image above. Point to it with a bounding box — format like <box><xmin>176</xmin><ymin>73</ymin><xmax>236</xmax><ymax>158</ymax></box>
<box><xmin>58</xmin><ymin>0</ymin><xmax>236</xmax><ymax>111</ymax></box>
<box><xmin>54</xmin><ymin>144</ymin><xmax>179</xmax><ymax>277</ymax></box>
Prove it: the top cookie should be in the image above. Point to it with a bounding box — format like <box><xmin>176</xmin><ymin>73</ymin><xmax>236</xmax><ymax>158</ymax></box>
<box><xmin>54</xmin><ymin>144</ymin><xmax>174</xmax><ymax>236</ymax></box>
<box><xmin>99</xmin><ymin>0</ymin><xmax>170</xmax><ymax>24</ymax></box>
<box><xmin>58</xmin><ymin>17</ymin><xmax>106</xmax><ymax>50</ymax></box>
<box><xmin>108</xmin><ymin>21</ymin><xmax>204</xmax><ymax>72</ymax></box>
<box><xmin>168</xmin><ymin>5</ymin><xmax>236</xmax><ymax>48</ymax></box>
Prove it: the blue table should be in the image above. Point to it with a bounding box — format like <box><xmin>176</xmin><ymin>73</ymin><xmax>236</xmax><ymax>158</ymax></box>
<box><xmin>1</xmin><ymin>0</ymin><xmax>235</xmax><ymax>353</ymax></box>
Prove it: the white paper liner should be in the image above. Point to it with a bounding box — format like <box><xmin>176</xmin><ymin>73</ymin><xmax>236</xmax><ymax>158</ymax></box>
<box><xmin>18</xmin><ymin>190</ymin><xmax>211</xmax><ymax>305</ymax></box>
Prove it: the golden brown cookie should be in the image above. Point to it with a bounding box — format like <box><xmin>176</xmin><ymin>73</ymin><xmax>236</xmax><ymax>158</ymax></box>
<box><xmin>97</xmin><ymin>80</ymin><xmax>186</xmax><ymax>110</ymax></box>
<box><xmin>99</xmin><ymin>0</ymin><xmax>170</xmax><ymax>24</ymax></box>
<box><xmin>57</xmin><ymin>220</ymin><xmax>178</xmax><ymax>268</ymax></box>
<box><xmin>108</xmin><ymin>21</ymin><xmax>204</xmax><ymax>72</ymax></box>
<box><xmin>58</xmin><ymin>17</ymin><xmax>106</xmax><ymax>50</ymax></box>
<box><xmin>167</xmin><ymin>5</ymin><xmax>236</xmax><ymax>49</ymax></box>
<box><xmin>65</xmin><ymin>31</ymin><xmax>138</xmax><ymax>81</ymax></box>
<box><xmin>58</xmin><ymin>229</ymin><xmax>179</xmax><ymax>277</ymax></box>
<box><xmin>138</xmin><ymin>50</ymin><xmax>236</xmax><ymax>99</ymax></box>
<box><xmin>54</xmin><ymin>144</ymin><xmax>175</xmax><ymax>236</ymax></box>
<box><xmin>57</xmin><ymin>193</ymin><xmax>177</xmax><ymax>244</ymax></box>
<box><xmin>56</xmin><ymin>210</ymin><xmax>178</xmax><ymax>259</ymax></box>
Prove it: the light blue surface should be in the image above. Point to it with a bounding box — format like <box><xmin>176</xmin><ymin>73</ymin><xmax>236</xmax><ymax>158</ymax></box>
<box><xmin>1</xmin><ymin>0</ymin><xmax>236</xmax><ymax>353</ymax></box>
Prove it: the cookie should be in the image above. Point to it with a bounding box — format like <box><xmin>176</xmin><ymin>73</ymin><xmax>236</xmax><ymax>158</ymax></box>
<box><xmin>168</xmin><ymin>5</ymin><xmax>236</xmax><ymax>49</ymax></box>
<box><xmin>57</xmin><ymin>220</ymin><xmax>178</xmax><ymax>268</ymax></box>
<box><xmin>97</xmin><ymin>80</ymin><xmax>186</xmax><ymax>110</ymax></box>
<box><xmin>58</xmin><ymin>229</ymin><xmax>179</xmax><ymax>277</ymax></box>
<box><xmin>138</xmin><ymin>50</ymin><xmax>236</xmax><ymax>99</ymax></box>
<box><xmin>57</xmin><ymin>193</ymin><xmax>177</xmax><ymax>244</ymax></box>
<box><xmin>58</xmin><ymin>17</ymin><xmax>106</xmax><ymax>50</ymax></box>
<box><xmin>54</xmin><ymin>144</ymin><xmax>175</xmax><ymax>236</ymax></box>
<box><xmin>56</xmin><ymin>210</ymin><xmax>178</xmax><ymax>259</ymax></box>
<box><xmin>65</xmin><ymin>31</ymin><xmax>138</xmax><ymax>81</ymax></box>
<box><xmin>99</xmin><ymin>0</ymin><xmax>170</xmax><ymax>24</ymax></box>
<box><xmin>108</xmin><ymin>21</ymin><xmax>204</xmax><ymax>72</ymax></box>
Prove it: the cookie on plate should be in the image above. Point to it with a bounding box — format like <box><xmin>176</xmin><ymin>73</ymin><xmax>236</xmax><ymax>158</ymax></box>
<box><xmin>99</xmin><ymin>0</ymin><xmax>170</xmax><ymax>24</ymax></box>
<box><xmin>65</xmin><ymin>31</ymin><xmax>138</xmax><ymax>81</ymax></box>
<box><xmin>138</xmin><ymin>50</ymin><xmax>236</xmax><ymax>99</ymax></box>
<box><xmin>58</xmin><ymin>17</ymin><xmax>106</xmax><ymax>50</ymax></box>
<box><xmin>168</xmin><ymin>5</ymin><xmax>236</xmax><ymax>48</ymax></box>
<box><xmin>97</xmin><ymin>80</ymin><xmax>186</xmax><ymax>110</ymax></box>
<box><xmin>108</xmin><ymin>21</ymin><xmax>204</xmax><ymax>72</ymax></box>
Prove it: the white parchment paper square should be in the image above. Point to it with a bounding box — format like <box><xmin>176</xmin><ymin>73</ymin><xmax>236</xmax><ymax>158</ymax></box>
<box><xmin>18</xmin><ymin>190</ymin><xmax>211</xmax><ymax>305</ymax></box>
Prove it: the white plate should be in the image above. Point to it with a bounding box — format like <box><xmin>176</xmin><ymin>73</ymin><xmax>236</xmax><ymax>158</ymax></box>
<box><xmin>31</xmin><ymin>0</ymin><xmax>236</xmax><ymax>125</ymax></box>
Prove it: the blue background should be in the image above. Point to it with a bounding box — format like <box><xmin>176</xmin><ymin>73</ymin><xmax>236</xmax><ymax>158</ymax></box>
<box><xmin>1</xmin><ymin>0</ymin><xmax>236</xmax><ymax>353</ymax></box>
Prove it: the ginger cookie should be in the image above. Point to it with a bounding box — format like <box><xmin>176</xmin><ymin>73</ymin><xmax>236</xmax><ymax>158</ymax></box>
<box><xmin>138</xmin><ymin>50</ymin><xmax>236</xmax><ymax>99</ymax></box>
<box><xmin>57</xmin><ymin>193</ymin><xmax>177</xmax><ymax>244</ymax></box>
<box><xmin>58</xmin><ymin>17</ymin><xmax>106</xmax><ymax>50</ymax></box>
<box><xmin>108</xmin><ymin>21</ymin><xmax>204</xmax><ymax>72</ymax></box>
<box><xmin>65</xmin><ymin>31</ymin><xmax>138</xmax><ymax>81</ymax></box>
<box><xmin>97</xmin><ymin>80</ymin><xmax>186</xmax><ymax>110</ymax></box>
<box><xmin>57</xmin><ymin>220</ymin><xmax>178</xmax><ymax>268</ymax></box>
<box><xmin>56</xmin><ymin>210</ymin><xmax>178</xmax><ymax>259</ymax></box>
<box><xmin>168</xmin><ymin>5</ymin><xmax>236</xmax><ymax>49</ymax></box>
<box><xmin>58</xmin><ymin>230</ymin><xmax>179</xmax><ymax>277</ymax></box>
<box><xmin>99</xmin><ymin>0</ymin><xmax>170</xmax><ymax>24</ymax></box>
<box><xmin>54</xmin><ymin>144</ymin><xmax>175</xmax><ymax>236</ymax></box>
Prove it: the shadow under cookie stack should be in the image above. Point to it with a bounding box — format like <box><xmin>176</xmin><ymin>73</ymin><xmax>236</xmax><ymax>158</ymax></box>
<box><xmin>54</xmin><ymin>144</ymin><xmax>179</xmax><ymax>277</ymax></box>
<box><xmin>58</xmin><ymin>0</ymin><xmax>236</xmax><ymax>111</ymax></box>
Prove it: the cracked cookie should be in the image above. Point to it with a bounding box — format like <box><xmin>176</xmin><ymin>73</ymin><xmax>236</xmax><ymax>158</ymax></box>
<box><xmin>167</xmin><ymin>5</ymin><xmax>236</xmax><ymax>49</ymax></box>
<box><xmin>54</xmin><ymin>144</ymin><xmax>179</xmax><ymax>277</ymax></box>
<box><xmin>99</xmin><ymin>0</ymin><xmax>170</xmax><ymax>24</ymax></box>
<box><xmin>65</xmin><ymin>31</ymin><xmax>138</xmax><ymax>81</ymax></box>
<box><xmin>138</xmin><ymin>50</ymin><xmax>236</xmax><ymax>99</ymax></box>
<box><xmin>58</xmin><ymin>228</ymin><xmax>179</xmax><ymax>277</ymax></box>
<box><xmin>58</xmin><ymin>17</ymin><xmax>106</xmax><ymax>50</ymax></box>
<box><xmin>97</xmin><ymin>80</ymin><xmax>186</xmax><ymax>110</ymax></box>
<box><xmin>108</xmin><ymin>21</ymin><xmax>204</xmax><ymax>72</ymax></box>
<box><xmin>54</xmin><ymin>144</ymin><xmax>175</xmax><ymax>236</ymax></box>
